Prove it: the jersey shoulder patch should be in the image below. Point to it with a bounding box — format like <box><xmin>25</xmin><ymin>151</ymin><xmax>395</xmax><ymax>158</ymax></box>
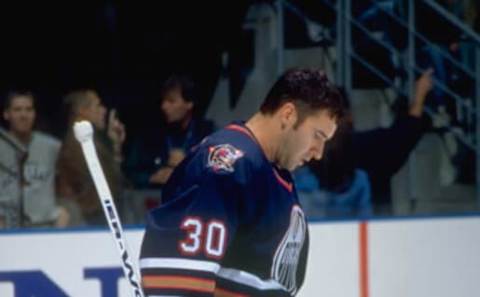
<box><xmin>207</xmin><ymin>144</ymin><xmax>244</xmax><ymax>173</ymax></box>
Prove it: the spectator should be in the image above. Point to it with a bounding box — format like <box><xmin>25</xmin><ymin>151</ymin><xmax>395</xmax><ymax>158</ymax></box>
<box><xmin>381</xmin><ymin>0</ymin><xmax>467</xmax><ymax>117</ymax></box>
<box><xmin>0</xmin><ymin>91</ymin><xmax>69</xmax><ymax>228</ymax></box>
<box><xmin>296</xmin><ymin>69</ymin><xmax>433</xmax><ymax>217</ymax></box>
<box><xmin>353</xmin><ymin>68</ymin><xmax>434</xmax><ymax>214</ymax></box>
<box><xmin>415</xmin><ymin>0</ymin><xmax>463</xmax><ymax>112</ymax></box>
<box><xmin>56</xmin><ymin>89</ymin><xmax>126</xmax><ymax>226</ymax></box>
<box><xmin>295</xmin><ymin>115</ymin><xmax>372</xmax><ymax>219</ymax></box>
<box><xmin>351</xmin><ymin>0</ymin><xmax>398</xmax><ymax>88</ymax></box>
<box><xmin>124</xmin><ymin>75</ymin><xmax>215</xmax><ymax>189</ymax></box>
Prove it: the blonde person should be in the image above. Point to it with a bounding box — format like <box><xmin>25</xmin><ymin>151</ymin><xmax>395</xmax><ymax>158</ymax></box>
<box><xmin>56</xmin><ymin>89</ymin><xmax>126</xmax><ymax>226</ymax></box>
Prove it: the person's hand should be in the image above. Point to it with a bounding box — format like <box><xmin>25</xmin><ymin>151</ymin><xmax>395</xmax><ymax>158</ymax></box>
<box><xmin>107</xmin><ymin>109</ymin><xmax>126</xmax><ymax>146</ymax></box>
<box><xmin>107</xmin><ymin>109</ymin><xmax>126</xmax><ymax>161</ymax></box>
<box><xmin>410</xmin><ymin>68</ymin><xmax>434</xmax><ymax>117</ymax></box>
<box><xmin>449</xmin><ymin>42</ymin><xmax>459</xmax><ymax>52</ymax></box>
<box><xmin>168</xmin><ymin>149</ymin><xmax>186</xmax><ymax>167</ymax></box>
<box><xmin>416</xmin><ymin>68</ymin><xmax>434</xmax><ymax>99</ymax></box>
<box><xmin>54</xmin><ymin>206</ymin><xmax>70</xmax><ymax>228</ymax></box>
<box><xmin>149</xmin><ymin>167</ymin><xmax>174</xmax><ymax>185</ymax></box>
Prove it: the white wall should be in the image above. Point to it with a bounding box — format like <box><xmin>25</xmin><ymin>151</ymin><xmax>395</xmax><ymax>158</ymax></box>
<box><xmin>300</xmin><ymin>222</ymin><xmax>360</xmax><ymax>297</ymax></box>
<box><xmin>0</xmin><ymin>230</ymin><xmax>144</xmax><ymax>297</ymax></box>
<box><xmin>1</xmin><ymin>216</ymin><xmax>479</xmax><ymax>297</ymax></box>
<box><xmin>369</xmin><ymin>217</ymin><xmax>480</xmax><ymax>297</ymax></box>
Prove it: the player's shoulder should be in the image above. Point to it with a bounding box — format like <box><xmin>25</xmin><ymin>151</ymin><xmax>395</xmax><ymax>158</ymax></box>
<box><xmin>178</xmin><ymin>123</ymin><xmax>269</xmax><ymax>184</ymax></box>
<box><xmin>199</xmin><ymin>124</ymin><xmax>267</xmax><ymax>171</ymax></box>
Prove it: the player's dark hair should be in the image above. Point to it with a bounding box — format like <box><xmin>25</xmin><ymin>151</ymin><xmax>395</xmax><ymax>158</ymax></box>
<box><xmin>309</xmin><ymin>116</ymin><xmax>355</xmax><ymax>192</ymax></box>
<box><xmin>160</xmin><ymin>74</ymin><xmax>197</xmax><ymax>104</ymax></box>
<box><xmin>3</xmin><ymin>90</ymin><xmax>35</xmax><ymax>110</ymax></box>
<box><xmin>260</xmin><ymin>68</ymin><xmax>345</xmax><ymax>126</ymax></box>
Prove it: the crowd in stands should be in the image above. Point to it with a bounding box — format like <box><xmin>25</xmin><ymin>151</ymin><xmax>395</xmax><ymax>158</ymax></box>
<box><xmin>352</xmin><ymin>0</ymin><xmax>475</xmax><ymax>115</ymax></box>
<box><xmin>0</xmin><ymin>68</ymin><xmax>436</xmax><ymax>228</ymax></box>
<box><xmin>295</xmin><ymin>69</ymin><xmax>433</xmax><ymax>218</ymax></box>
<box><xmin>0</xmin><ymin>0</ymin><xmax>478</xmax><ymax>228</ymax></box>
<box><xmin>0</xmin><ymin>75</ymin><xmax>216</xmax><ymax>229</ymax></box>
<box><xmin>288</xmin><ymin>0</ymin><xmax>480</xmax><ymax>217</ymax></box>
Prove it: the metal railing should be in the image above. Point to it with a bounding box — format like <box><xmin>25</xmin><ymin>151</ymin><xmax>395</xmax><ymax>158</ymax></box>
<box><xmin>276</xmin><ymin>0</ymin><xmax>480</xmax><ymax>207</ymax></box>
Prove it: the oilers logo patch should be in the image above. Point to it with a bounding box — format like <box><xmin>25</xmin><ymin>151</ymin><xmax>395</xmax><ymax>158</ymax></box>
<box><xmin>207</xmin><ymin>144</ymin><xmax>244</xmax><ymax>173</ymax></box>
<box><xmin>271</xmin><ymin>205</ymin><xmax>306</xmax><ymax>295</ymax></box>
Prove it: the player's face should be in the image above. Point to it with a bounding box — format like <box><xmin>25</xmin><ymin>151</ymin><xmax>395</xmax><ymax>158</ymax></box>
<box><xmin>161</xmin><ymin>88</ymin><xmax>193</xmax><ymax>124</ymax></box>
<box><xmin>82</xmin><ymin>92</ymin><xmax>107</xmax><ymax>130</ymax></box>
<box><xmin>3</xmin><ymin>96</ymin><xmax>36</xmax><ymax>135</ymax></box>
<box><xmin>280</xmin><ymin>110</ymin><xmax>337</xmax><ymax>171</ymax></box>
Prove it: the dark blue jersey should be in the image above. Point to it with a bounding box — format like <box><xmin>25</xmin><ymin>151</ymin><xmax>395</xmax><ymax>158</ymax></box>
<box><xmin>140</xmin><ymin>123</ymin><xmax>309</xmax><ymax>297</ymax></box>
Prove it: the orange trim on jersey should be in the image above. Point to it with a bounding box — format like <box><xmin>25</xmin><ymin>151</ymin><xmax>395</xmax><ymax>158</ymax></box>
<box><xmin>142</xmin><ymin>275</ymin><xmax>215</xmax><ymax>293</ymax></box>
<box><xmin>226</xmin><ymin>124</ymin><xmax>255</xmax><ymax>141</ymax></box>
<box><xmin>359</xmin><ymin>222</ymin><xmax>369</xmax><ymax>297</ymax></box>
<box><xmin>273</xmin><ymin>168</ymin><xmax>293</xmax><ymax>192</ymax></box>
<box><xmin>227</xmin><ymin>124</ymin><xmax>293</xmax><ymax>193</ymax></box>
<box><xmin>214</xmin><ymin>288</ymin><xmax>249</xmax><ymax>297</ymax></box>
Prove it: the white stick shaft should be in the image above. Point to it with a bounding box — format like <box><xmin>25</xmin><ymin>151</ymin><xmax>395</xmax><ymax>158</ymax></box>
<box><xmin>76</xmin><ymin>124</ymin><xmax>144</xmax><ymax>297</ymax></box>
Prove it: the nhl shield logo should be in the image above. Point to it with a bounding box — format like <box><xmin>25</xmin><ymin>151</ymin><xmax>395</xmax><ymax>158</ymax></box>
<box><xmin>207</xmin><ymin>144</ymin><xmax>244</xmax><ymax>173</ymax></box>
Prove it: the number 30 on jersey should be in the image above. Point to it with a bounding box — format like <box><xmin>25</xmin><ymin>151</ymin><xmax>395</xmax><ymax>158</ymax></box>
<box><xmin>178</xmin><ymin>217</ymin><xmax>227</xmax><ymax>259</ymax></box>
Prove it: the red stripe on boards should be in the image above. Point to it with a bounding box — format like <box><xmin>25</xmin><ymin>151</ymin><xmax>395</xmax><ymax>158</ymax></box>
<box><xmin>359</xmin><ymin>222</ymin><xmax>369</xmax><ymax>297</ymax></box>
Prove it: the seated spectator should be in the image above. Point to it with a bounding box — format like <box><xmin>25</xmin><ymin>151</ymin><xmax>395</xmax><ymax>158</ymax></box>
<box><xmin>56</xmin><ymin>89</ymin><xmax>126</xmax><ymax>226</ymax></box>
<box><xmin>296</xmin><ymin>69</ymin><xmax>433</xmax><ymax>217</ymax></box>
<box><xmin>0</xmin><ymin>91</ymin><xmax>69</xmax><ymax>228</ymax></box>
<box><xmin>124</xmin><ymin>75</ymin><xmax>215</xmax><ymax>190</ymax></box>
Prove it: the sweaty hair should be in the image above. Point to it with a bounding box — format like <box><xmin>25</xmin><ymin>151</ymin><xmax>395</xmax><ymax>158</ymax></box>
<box><xmin>3</xmin><ymin>90</ymin><xmax>35</xmax><ymax>110</ymax></box>
<box><xmin>260</xmin><ymin>68</ymin><xmax>345</xmax><ymax>125</ymax></box>
<box><xmin>160</xmin><ymin>74</ymin><xmax>197</xmax><ymax>104</ymax></box>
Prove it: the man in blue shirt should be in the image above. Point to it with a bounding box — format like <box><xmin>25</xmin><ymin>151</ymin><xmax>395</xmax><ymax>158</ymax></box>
<box><xmin>125</xmin><ymin>75</ymin><xmax>214</xmax><ymax>189</ymax></box>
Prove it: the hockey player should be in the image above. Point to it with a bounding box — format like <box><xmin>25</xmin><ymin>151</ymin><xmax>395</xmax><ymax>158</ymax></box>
<box><xmin>140</xmin><ymin>68</ymin><xmax>344</xmax><ymax>296</ymax></box>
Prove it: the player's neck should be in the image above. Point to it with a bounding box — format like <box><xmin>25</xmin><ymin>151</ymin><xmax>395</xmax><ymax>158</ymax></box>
<box><xmin>245</xmin><ymin>113</ymin><xmax>280</xmax><ymax>162</ymax></box>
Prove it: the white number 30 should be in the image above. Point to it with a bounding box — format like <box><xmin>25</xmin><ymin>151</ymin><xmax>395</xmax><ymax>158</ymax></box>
<box><xmin>179</xmin><ymin>217</ymin><xmax>227</xmax><ymax>259</ymax></box>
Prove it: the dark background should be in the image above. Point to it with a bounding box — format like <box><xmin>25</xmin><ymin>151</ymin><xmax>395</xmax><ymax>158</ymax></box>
<box><xmin>0</xmin><ymin>1</ymin><xmax>254</xmax><ymax>138</ymax></box>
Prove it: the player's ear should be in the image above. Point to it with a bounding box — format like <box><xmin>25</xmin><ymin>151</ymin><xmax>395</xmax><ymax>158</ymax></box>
<box><xmin>279</xmin><ymin>102</ymin><xmax>297</xmax><ymax>129</ymax></box>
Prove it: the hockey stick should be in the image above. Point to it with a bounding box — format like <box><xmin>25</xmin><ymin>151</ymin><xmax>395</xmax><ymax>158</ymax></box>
<box><xmin>74</xmin><ymin>121</ymin><xmax>144</xmax><ymax>297</ymax></box>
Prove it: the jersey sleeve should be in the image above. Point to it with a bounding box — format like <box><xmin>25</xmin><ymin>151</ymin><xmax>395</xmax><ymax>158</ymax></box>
<box><xmin>139</xmin><ymin>144</ymin><xmax>255</xmax><ymax>297</ymax></box>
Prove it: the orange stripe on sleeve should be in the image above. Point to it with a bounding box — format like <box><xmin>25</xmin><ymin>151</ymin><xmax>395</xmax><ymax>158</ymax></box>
<box><xmin>142</xmin><ymin>275</ymin><xmax>215</xmax><ymax>293</ymax></box>
<box><xmin>226</xmin><ymin>125</ymin><xmax>254</xmax><ymax>140</ymax></box>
